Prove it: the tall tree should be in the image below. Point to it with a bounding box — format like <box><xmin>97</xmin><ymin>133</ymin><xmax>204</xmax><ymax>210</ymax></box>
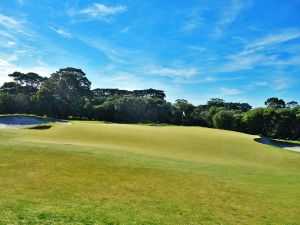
<box><xmin>34</xmin><ymin>67</ymin><xmax>92</xmax><ymax>117</ymax></box>
<box><xmin>0</xmin><ymin>82</ymin><xmax>22</xmax><ymax>95</ymax></box>
<box><xmin>264</xmin><ymin>97</ymin><xmax>286</xmax><ymax>109</ymax></box>
<box><xmin>8</xmin><ymin>72</ymin><xmax>47</xmax><ymax>95</ymax></box>
<box><xmin>207</xmin><ymin>98</ymin><xmax>225</xmax><ymax>108</ymax></box>
<box><xmin>286</xmin><ymin>101</ymin><xmax>299</xmax><ymax>109</ymax></box>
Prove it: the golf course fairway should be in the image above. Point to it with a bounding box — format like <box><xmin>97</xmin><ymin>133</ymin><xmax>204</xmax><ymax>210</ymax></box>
<box><xmin>0</xmin><ymin>121</ymin><xmax>299</xmax><ymax>224</ymax></box>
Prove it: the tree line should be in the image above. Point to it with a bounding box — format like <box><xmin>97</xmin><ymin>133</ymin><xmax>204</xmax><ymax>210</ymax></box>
<box><xmin>0</xmin><ymin>67</ymin><xmax>299</xmax><ymax>140</ymax></box>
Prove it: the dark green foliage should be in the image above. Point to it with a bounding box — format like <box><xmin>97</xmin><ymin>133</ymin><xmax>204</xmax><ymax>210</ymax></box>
<box><xmin>213</xmin><ymin>110</ymin><xmax>235</xmax><ymax>130</ymax></box>
<box><xmin>190</xmin><ymin>106</ymin><xmax>210</xmax><ymax>127</ymax></box>
<box><xmin>8</xmin><ymin>72</ymin><xmax>47</xmax><ymax>89</ymax></box>
<box><xmin>93</xmin><ymin>97</ymin><xmax>172</xmax><ymax>123</ymax></box>
<box><xmin>242</xmin><ymin>108</ymin><xmax>276</xmax><ymax>136</ymax></box>
<box><xmin>272</xmin><ymin>108</ymin><xmax>300</xmax><ymax>139</ymax></box>
<box><xmin>265</xmin><ymin>97</ymin><xmax>286</xmax><ymax>109</ymax></box>
<box><xmin>207</xmin><ymin>98</ymin><xmax>225</xmax><ymax>108</ymax></box>
<box><xmin>34</xmin><ymin>67</ymin><xmax>92</xmax><ymax>118</ymax></box>
<box><xmin>0</xmin><ymin>93</ymin><xmax>30</xmax><ymax>114</ymax></box>
<box><xmin>286</xmin><ymin>101</ymin><xmax>299</xmax><ymax>109</ymax></box>
<box><xmin>93</xmin><ymin>88</ymin><xmax>165</xmax><ymax>99</ymax></box>
<box><xmin>173</xmin><ymin>99</ymin><xmax>195</xmax><ymax>125</ymax></box>
<box><xmin>0</xmin><ymin>68</ymin><xmax>299</xmax><ymax>140</ymax></box>
<box><xmin>0</xmin><ymin>82</ymin><xmax>23</xmax><ymax>95</ymax></box>
<box><xmin>225</xmin><ymin>102</ymin><xmax>252</xmax><ymax>112</ymax></box>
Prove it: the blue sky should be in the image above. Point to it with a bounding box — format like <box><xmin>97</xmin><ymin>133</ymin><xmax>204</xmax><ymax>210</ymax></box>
<box><xmin>0</xmin><ymin>0</ymin><xmax>300</xmax><ymax>106</ymax></box>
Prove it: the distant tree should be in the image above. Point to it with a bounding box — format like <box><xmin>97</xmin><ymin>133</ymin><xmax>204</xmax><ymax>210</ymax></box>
<box><xmin>231</xmin><ymin>112</ymin><xmax>244</xmax><ymax>132</ymax></box>
<box><xmin>32</xmin><ymin>86</ymin><xmax>56</xmax><ymax>116</ymax></box>
<box><xmin>132</xmin><ymin>89</ymin><xmax>166</xmax><ymax>99</ymax></box>
<box><xmin>0</xmin><ymin>93</ymin><xmax>30</xmax><ymax>114</ymax></box>
<box><xmin>207</xmin><ymin>107</ymin><xmax>225</xmax><ymax>127</ymax></box>
<box><xmin>212</xmin><ymin>110</ymin><xmax>235</xmax><ymax>130</ymax></box>
<box><xmin>0</xmin><ymin>82</ymin><xmax>23</xmax><ymax>95</ymax></box>
<box><xmin>94</xmin><ymin>99</ymin><xmax>116</xmax><ymax>121</ymax></box>
<box><xmin>242</xmin><ymin>108</ymin><xmax>276</xmax><ymax>136</ymax></box>
<box><xmin>225</xmin><ymin>102</ymin><xmax>252</xmax><ymax>112</ymax></box>
<box><xmin>190</xmin><ymin>105</ymin><xmax>210</xmax><ymax>127</ymax></box>
<box><xmin>83</xmin><ymin>101</ymin><xmax>94</xmax><ymax>119</ymax></box>
<box><xmin>92</xmin><ymin>88</ymin><xmax>166</xmax><ymax>99</ymax></box>
<box><xmin>207</xmin><ymin>98</ymin><xmax>225</xmax><ymax>108</ymax></box>
<box><xmin>111</xmin><ymin>97</ymin><xmax>171</xmax><ymax>123</ymax></box>
<box><xmin>34</xmin><ymin>67</ymin><xmax>92</xmax><ymax>117</ymax></box>
<box><xmin>286</xmin><ymin>101</ymin><xmax>299</xmax><ymax>109</ymax></box>
<box><xmin>173</xmin><ymin>99</ymin><xmax>195</xmax><ymax>125</ymax></box>
<box><xmin>272</xmin><ymin>108</ymin><xmax>299</xmax><ymax>139</ymax></box>
<box><xmin>8</xmin><ymin>72</ymin><xmax>46</xmax><ymax>88</ymax></box>
<box><xmin>92</xmin><ymin>88</ymin><xmax>130</xmax><ymax>99</ymax></box>
<box><xmin>265</xmin><ymin>97</ymin><xmax>285</xmax><ymax>109</ymax></box>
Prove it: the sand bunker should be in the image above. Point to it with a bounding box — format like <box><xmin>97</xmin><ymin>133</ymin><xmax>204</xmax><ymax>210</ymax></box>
<box><xmin>255</xmin><ymin>137</ymin><xmax>300</xmax><ymax>153</ymax></box>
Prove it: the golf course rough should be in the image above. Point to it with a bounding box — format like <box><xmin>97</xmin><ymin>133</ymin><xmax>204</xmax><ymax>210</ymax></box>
<box><xmin>0</xmin><ymin>121</ymin><xmax>299</xmax><ymax>224</ymax></box>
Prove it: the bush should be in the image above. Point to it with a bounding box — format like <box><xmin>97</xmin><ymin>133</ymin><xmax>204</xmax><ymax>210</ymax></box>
<box><xmin>212</xmin><ymin>110</ymin><xmax>235</xmax><ymax>130</ymax></box>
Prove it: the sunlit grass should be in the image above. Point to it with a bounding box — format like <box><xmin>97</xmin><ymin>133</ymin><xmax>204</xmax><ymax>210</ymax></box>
<box><xmin>0</xmin><ymin>121</ymin><xmax>299</xmax><ymax>224</ymax></box>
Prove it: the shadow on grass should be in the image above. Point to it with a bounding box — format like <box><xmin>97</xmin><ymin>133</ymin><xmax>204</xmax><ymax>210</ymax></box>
<box><xmin>28</xmin><ymin>125</ymin><xmax>52</xmax><ymax>130</ymax></box>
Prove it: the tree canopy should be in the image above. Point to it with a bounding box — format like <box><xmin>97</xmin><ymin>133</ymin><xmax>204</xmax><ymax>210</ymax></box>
<box><xmin>0</xmin><ymin>67</ymin><xmax>299</xmax><ymax>140</ymax></box>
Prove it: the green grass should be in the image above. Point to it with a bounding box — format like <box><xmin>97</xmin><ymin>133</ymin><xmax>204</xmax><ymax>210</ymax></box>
<box><xmin>0</xmin><ymin>121</ymin><xmax>299</xmax><ymax>224</ymax></box>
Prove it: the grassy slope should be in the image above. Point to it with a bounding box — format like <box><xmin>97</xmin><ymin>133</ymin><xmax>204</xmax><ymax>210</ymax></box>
<box><xmin>0</xmin><ymin>121</ymin><xmax>299</xmax><ymax>225</ymax></box>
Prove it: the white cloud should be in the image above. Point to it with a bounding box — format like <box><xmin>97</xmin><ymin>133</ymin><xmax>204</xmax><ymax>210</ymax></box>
<box><xmin>70</xmin><ymin>3</ymin><xmax>127</xmax><ymax>22</ymax></box>
<box><xmin>50</xmin><ymin>27</ymin><xmax>72</xmax><ymax>39</ymax></box>
<box><xmin>273</xmin><ymin>77</ymin><xmax>292</xmax><ymax>90</ymax></box>
<box><xmin>182</xmin><ymin>18</ymin><xmax>200</xmax><ymax>32</ymax></box>
<box><xmin>241</xmin><ymin>30</ymin><xmax>300</xmax><ymax>55</ymax></box>
<box><xmin>0</xmin><ymin>54</ymin><xmax>55</xmax><ymax>85</ymax></box>
<box><xmin>219</xmin><ymin>87</ymin><xmax>241</xmax><ymax>96</ymax></box>
<box><xmin>188</xmin><ymin>45</ymin><xmax>206</xmax><ymax>52</ymax></box>
<box><xmin>181</xmin><ymin>8</ymin><xmax>204</xmax><ymax>33</ymax></box>
<box><xmin>16</xmin><ymin>0</ymin><xmax>24</xmax><ymax>5</ymax></box>
<box><xmin>0</xmin><ymin>14</ymin><xmax>20</xmax><ymax>28</ymax></box>
<box><xmin>78</xmin><ymin>36</ymin><xmax>128</xmax><ymax>64</ymax></box>
<box><xmin>0</xmin><ymin>41</ymin><xmax>16</xmax><ymax>48</ymax></box>
<box><xmin>217</xmin><ymin>54</ymin><xmax>266</xmax><ymax>72</ymax></box>
<box><xmin>213</xmin><ymin>0</ymin><xmax>247</xmax><ymax>37</ymax></box>
<box><xmin>218</xmin><ymin>30</ymin><xmax>300</xmax><ymax>73</ymax></box>
<box><xmin>0</xmin><ymin>13</ymin><xmax>32</xmax><ymax>37</ymax></box>
<box><xmin>254</xmin><ymin>81</ymin><xmax>269</xmax><ymax>86</ymax></box>
<box><xmin>121</xmin><ymin>26</ymin><xmax>130</xmax><ymax>33</ymax></box>
<box><xmin>146</xmin><ymin>66</ymin><xmax>198</xmax><ymax>79</ymax></box>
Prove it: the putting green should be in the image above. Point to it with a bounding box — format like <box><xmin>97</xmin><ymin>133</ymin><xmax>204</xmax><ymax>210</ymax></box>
<box><xmin>0</xmin><ymin>121</ymin><xmax>299</xmax><ymax>224</ymax></box>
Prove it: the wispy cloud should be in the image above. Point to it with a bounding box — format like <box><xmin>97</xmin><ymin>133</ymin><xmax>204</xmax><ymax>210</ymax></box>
<box><xmin>121</xmin><ymin>26</ymin><xmax>130</xmax><ymax>33</ymax></box>
<box><xmin>213</xmin><ymin>0</ymin><xmax>248</xmax><ymax>37</ymax></box>
<box><xmin>219</xmin><ymin>87</ymin><xmax>241</xmax><ymax>96</ymax></box>
<box><xmin>0</xmin><ymin>14</ymin><xmax>19</xmax><ymax>28</ymax></box>
<box><xmin>50</xmin><ymin>27</ymin><xmax>73</xmax><ymax>39</ymax></box>
<box><xmin>273</xmin><ymin>76</ymin><xmax>292</xmax><ymax>90</ymax></box>
<box><xmin>188</xmin><ymin>45</ymin><xmax>206</xmax><ymax>52</ymax></box>
<box><xmin>78</xmin><ymin>36</ymin><xmax>130</xmax><ymax>64</ymax></box>
<box><xmin>217</xmin><ymin>29</ymin><xmax>300</xmax><ymax>73</ymax></box>
<box><xmin>0</xmin><ymin>52</ymin><xmax>55</xmax><ymax>85</ymax></box>
<box><xmin>69</xmin><ymin>3</ymin><xmax>127</xmax><ymax>22</ymax></box>
<box><xmin>16</xmin><ymin>0</ymin><xmax>24</xmax><ymax>5</ymax></box>
<box><xmin>0</xmin><ymin>41</ymin><xmax>16</xmax><ymax>48</ymax></box>
<box><xmin>146</xmin><ymin>65</ymin><xmax>198</xmax><ymax>79</ymax></box>
<box><xmin>0</xmin><ymin>13</ymin><xmax>32</xmax><ymax>37</ymax></box>
<box><xmin>181</xmin><ymin>8</ymin><xmax>204</xmax><ymax>33</ymax></box>
<box><xmin>217</xmin><ymin>54</ymin><xmax>266</xmax><ymax>72</ymax></box>
<box><xmin>241</xmin><ymin>29</ymin><xmax>300</xmax><ymax>55</ymax></box>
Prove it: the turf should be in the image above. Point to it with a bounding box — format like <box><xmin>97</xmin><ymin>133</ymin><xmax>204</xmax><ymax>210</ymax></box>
<box><xmin>0</xmin><ymin>121</ymin><xmax>299</xmax><ymax>224</ymax></box>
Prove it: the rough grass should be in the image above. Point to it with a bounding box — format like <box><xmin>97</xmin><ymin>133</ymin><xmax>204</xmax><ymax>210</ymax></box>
<box><xmin>0</xmin><ymin>121</ymin><xmax>299</xmax><ymax>224</ymax></box>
